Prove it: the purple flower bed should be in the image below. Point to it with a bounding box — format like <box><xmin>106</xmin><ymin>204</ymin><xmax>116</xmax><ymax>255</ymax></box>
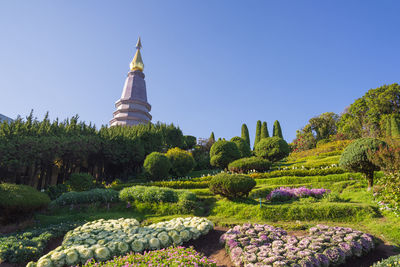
<box><xmin>266</xmin><ymin>187</ymin><xmax>330</xmax><ymax>202</ymax></box>
<box><xmin>220</xmin><ymin>223</ymin><xmax>375</xmax><ymax>267</ymax></box>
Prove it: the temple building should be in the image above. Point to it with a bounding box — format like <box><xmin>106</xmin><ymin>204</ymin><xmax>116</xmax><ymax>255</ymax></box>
<box><xmin>110</xmin><ymin>37</ymin><xmax>152</xmax><ymax>126</ymax></box>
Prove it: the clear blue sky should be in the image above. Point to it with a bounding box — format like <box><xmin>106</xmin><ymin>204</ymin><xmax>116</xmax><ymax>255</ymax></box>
<box><xmin>1</xmin><ymin>1</ymin><xmax>399</xmax><ymax>144</ymax></box>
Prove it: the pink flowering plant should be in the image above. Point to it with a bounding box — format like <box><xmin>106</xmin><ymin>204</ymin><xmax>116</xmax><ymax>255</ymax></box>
<box><xmin>266</xmin><ymin>187</ymin><xmax>330</xmax><ymax>202</ymax></box>
<box><xmin>220</xmin><ymin>223</ymin><xmax>376</xmax><ymax>266</ymax></box>
<box><xmin>82</xmin><ymin>246</ymin><xmax>216</xmax><ymax>267</ymax></box>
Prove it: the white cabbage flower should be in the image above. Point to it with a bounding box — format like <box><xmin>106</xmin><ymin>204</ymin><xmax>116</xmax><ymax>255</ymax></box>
<box><xmin>118</xmin><ymin>242</ymin><xmax>130</xmax><ymax>253</ymax></box>
<box><xmin>85</xmin><ymin>238</ymin><xmax>96</xmax><ymax>245</ymax></box>
<box><xmin>149</xmin><ymin>238</ymin><xmax>160</xmax><ymax>249</ymax></box>
<box><xmin>172</xmin><ymin>234</ymin><xmax>182</xmax><ymax>245</ymax></box>
<box><xmin>131</xmin><ymin>240</ymin><xmax>144</xmax><ymax>252</ymax></box>
<box><xmin>50</xmin><ymin>251</ymin><xmax>65</xmax><ymax>267</ymax></box>
<box><xmin>65</xmin><ymin>249</ymin><xmax>79</xmax><ymax>265</ymax></box>
<box><xmin>94</xmin><ymin>247</ymin><xmax>110</xmax><ymax>261</ymax></box>
<box><xmin>180</xmin><ymin>230</ymin><xmax>191</xmax><ymax>242</ymax></box>
<box><xmin>37</xmin><ymin>258</ymin><xmax>52</xmax><ymax>267</ymax></box>
<box><xmin>77</xmin><ymin>247</ymin><xmax>93</xmax><ymax>263</ymax></box>
<box><xmin>158</xmin><ymin>233</ymin><xmax>170</xmax><ymax>246</ymax></box>
<box><xmin>26</xmin><ymin>262</ymin><xmax>36</xmax><ymax>267</ymax></box>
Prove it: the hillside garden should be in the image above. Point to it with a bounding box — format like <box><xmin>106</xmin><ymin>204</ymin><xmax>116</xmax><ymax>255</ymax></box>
<box><xmin>1</xmin><ymin>84</ymin><xmax>400</xmax><ymax>266</ymax></box>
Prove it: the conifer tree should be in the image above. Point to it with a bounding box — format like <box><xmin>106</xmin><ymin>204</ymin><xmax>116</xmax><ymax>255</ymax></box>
<box><xmin>261</xmin><ymin>121</ymin><xmax>269</xmax><ymax>139</ymax></box>
<box><xmin>209</xmin><ymin>132</ymin><xmax>216</xmax><ymax>143</ymax></box>
<box><xmin>273</xmin><ymin>120</ymin><xmax>283</xmax><ymax>139</ymax></box>
<box><xmin>391</xmin><ymin>115</ymin><xmax>400</xmax><ymax>138</ymax></box>
<box><xmin>241</xmin><ymin>124</ymin><xmax>250</xmax><ymax>148</ymax></box>
<box><xmin>254</xmin><ymin>120</ymin><xmax>262</xmax><ymax>149</ymax></box>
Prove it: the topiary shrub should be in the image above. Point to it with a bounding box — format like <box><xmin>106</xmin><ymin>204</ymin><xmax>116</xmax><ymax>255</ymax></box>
<box><xmin>339</xmin><ymin>137</ymin><xmax>386</xmax><ymax>191</ymax></box>
<box><xmin>209</xmin><ymin>173</ymin><xmax>256</xmax><ymax>199</ymax></box>
<box><xmin>166</xmin><ymin>147</ymin><xmax>195</xmax><ymax>177</ymax></box>
<box><xmin>254</xmin><ymin>137</ymin><xmax>290</xmax><ymax>162</ymax></box>
<box><xmin>230</xmin><ymin>137</ymin><xmax>252</xmax><ymax>158</ymax></box>
<box><xmin>0</xmin><ymin>183</ymin><xmax>50</xmax><ymax>224</ymax></box>
<box><xmin>66</xmin><ymin>173</ymin><xmax>94</xmax><ymax>192</ymax></box>
<box><xmin>210</xmin><ymin>140</ymin><xmax>241</xmax><ymax>169</ymax></box>
<box><xmin>228</xmin><ymin>157</ymin><xmax>271</xmax><ymax>173</ymax></box>
<box><xmin>143</xmin><ymin>152</ymin><xmax>171</xmax><ymax>180</ymax></box>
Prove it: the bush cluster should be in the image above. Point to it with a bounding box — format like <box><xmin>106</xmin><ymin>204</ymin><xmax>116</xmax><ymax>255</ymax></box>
<box><xmin>254</xmin><ymin>137</ymin><xmax>290</xmax><ymax>162</ymax></box>
<box><xmin>228</xmin><ymin>157</ymin><xmax>271</xmax><ymax>173</ymax></box>
<box><xmin>249</xmin><ymin>167</ymin><xmax>345</xmax><ymax>179</ymax></box>
<box><xmin>143</xmin><ymin>152</ymin><xmax>171</xmax><ymax>180</ymax></box>
<box><xmin>50</xmin><ymin>188</ymin><xmax>119</xmax><ymax>207</ymax></box>
<box><xmin>230</xmin><ymin>136</ymin><xmax>251</xmax><ymax>158</ymax></box>
<box><xmin>165</xmin><ymin>147</ymin><xmax>195</xmax><ymax>177</ymax></box>
<box><xmin>0</xmin><ymin>183</ymin><xmax>50</xmax><ymax>223</ymax></box>
<box><xmin>209</xmin><ymin>173</ymin><xmax>256</xmax><ymax>199</ymax></box>
<box><xmin>119</xmin><ymin>185</ymin><xmax>196</xmax><ymax>203</ymax></box>
<box><xmin>0</xmin><ymin>222</ymin><xmax>80</xmax><ymax>263</ymax></box>
<box><xmin>210</xmin><ymin>140</ymin><xmax>241</xmax><ymax>169</ymax></box>
<box><xmin>83</xmin><ymin>246</ymin><xmax>217</xmax><ymax>267</ymax></box>
<box><xmin>44</xmin><ymin>184</ymin><xmax>68</xmax><ymax>200</ymax></box>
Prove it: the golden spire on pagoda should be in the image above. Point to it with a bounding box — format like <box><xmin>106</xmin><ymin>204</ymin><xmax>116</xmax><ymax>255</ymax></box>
<box><xmin>130</xmin><ymin>37</ymin><xmax>144</xmax><ymax>71</ymax></box>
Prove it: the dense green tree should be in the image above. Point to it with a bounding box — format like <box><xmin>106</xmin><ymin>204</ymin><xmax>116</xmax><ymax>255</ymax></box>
<box><xmin>391</xmin><ymin>115</ymin><xmax>400</xmax><ymax>138</ymax></box>
<box><xmin>338</xmin><ymin>83</ymin><xmax>400</xmax><ymax>138</ymax></box>
<box><xmin>241</xmin><ymin>124</ymin><xmax>250</xmax><ymax>148</ymax></box>
<box><xmin>254</xmin><ymin>120</ymin><xmax>262</xmax><ymax>149</ymax></box>
<box><xmin>339</xmin><ymin>138</ymin><xmax>386</xmax><ymax>191</ymax></box>
<box><xmin>165</xmin><ymin>147</ymin><xmax>195</xmax><ymax>177</ymax></box>
<box><xmin>261</xmin><ymin>121</ymin><xmax>269</xmax><ymax>139</ymax></box>
<box><xmin>183</xmin><ymin>135</ymin><xmax>197</xmax><ymax>150</ymax></box>
<box><xmin>308</xmin><ymin>112</ymin><xmax>339</xmax><ymax>141</ymax></box>
<box><xmin>255</xmin><ymin>137</ymin><xmax>290</xmax><ymax>162</ymax></box>
<box><xmin>209</xmin><ymin>140</ymin><xmax>241</xmax><ymax>169</ymax></box>
<box><xmin>273</xmin><ymin>120</ymin><xmax>283</xmax><ymax>139</ymax></box>
<box><xmin>230</xmin><ymin>137</ymin><xmax>252</xmax><ymax>158</ymax></box>
<box><xmin>209</xmin><ymin>132</ymin><xmax>216</xmax><ymax>143</ymax></box>
<box><xmin>143</xmin><ymin>152</ymin><xmax>171</xmax><ymax>180</ymax></box>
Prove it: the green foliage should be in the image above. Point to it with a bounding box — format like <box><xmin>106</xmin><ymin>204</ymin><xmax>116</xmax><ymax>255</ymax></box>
<box><xmin>288</xmin><ymin>140</ymin><xmax>352</xmax><ymax>161</ymax></box>
<box><xmin>254</xmin><ymin>137</ymin><xmax>290</xmax><ymax>162</ymax></box>
<box><xmin>241</xmin><ymin>123</ymin><xmax>250</xmax><ymax>148</ymax></box>
<box><xmin>183</xmin><ymin>135</ymin><xmax>196</xmax><ymax>149</ymax></box>
<box><xmin>0</xmin><ymin>222</ymin><xmax>81</xmax><ymax>264</ymax></box>
<box><xmin>165</xmin><ymin>147</ymin><xmax>195</xmax><ymax>177</ymax></box>
<box><xmin>261</xmin><ymin>121</ymin><xmax>269</xmax><ymax>138</ymax></box>
<box><xmin>45</xmin><ymin>184</ymin><xmax>68</xmax><ymax>200</ymax></box>
<box><xmin>191</xmin><ymin>145</ymin><xmax>211</xmax><ymax>171</ymax></box>
<box><xmin>66</xmin><ymin>173</ymin><xmax>94</xmax><ymax>192</ymax></box>
<box><xmin>148</xmin><ymin>180</ymin><xmax>210</xmax><ymax>189</ymax></box>
<box><xmin>371</xmin><ymin>253</ymin><xmax>400</xmax><ymax>266</ymax></box>
<box><xmin>209</xmin><ymin>132</ymin><xmax>215</xmax><ymax>143</ymax></box>
<box><xmin>50</xmin><ymin>188</ymin><xmax>119</xmax><ymax>207</ymax></box>
<box><xmin>143</xmin><ymin>152</ymin><xmax>171</xmax><ymax>180</ymax></box>
<box><xmin>254</xmin><ymin>120</ymin><xmax>262</xmax><ymax>149</ymax></box>
<box><xmin>391</xmin><ymin>115</ymin><xmax>400</xmax><ymax>138</ymax></box>
<box><xmin>82</xmin><ymin>246</ymin><xmax>217</xmax><ymax>267</ymax></box>
<box><xmin>338</xmin><ymin>83</ymin><xmax>400</xmax><ymax>138</ymax></box>
<box><xmin>249</xmin><ymin>167</ymin><xmax>345</xmax><ymax>179</ymax></box>
<box><xmin>230</xmin><ymin>136</ymin><xmax>251</xmax><ymax>158</ymax></box>
<box><xmin>0</xmin><ymin>183</ymin><xmax>50</xmax><ymax>223</ymax></box>
<box><xmin>339</xmin><ymin>138</ymin><xmax>386</xmax><ymax>190</ymax></box>
<box><xmin>272</xmin><ymin>120</ymin><xmax>283</xmax><ymax>138</ymax></box>
<box><xmin>228</xmin><ymin>157</ymin><xmax>271</xmax><ymax>174</ymax></box>
<box><xmin>209</xmin><ymin>140</ymin><xmax>241</xmax><ymax>169</ymax></box>
<box><xmin>211</xmin><ymin>199</ymin><xmax>378</xmax><ymax>222</ymax></box>
<box><xmin>209</xmin><ymin>173</ymin><xmax>256</xmax><ymax>199</ymax></box>
<box><xmin>255</xmin><ymin>173</ymin><xmax>363</xmax><ymax>186</ymax></box>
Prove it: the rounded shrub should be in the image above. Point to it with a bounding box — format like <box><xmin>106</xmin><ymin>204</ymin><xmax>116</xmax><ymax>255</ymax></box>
<box><xmin>143</xmin><ymin>152</ymin><xmax>171</xmax><ymax>180</ymax></box>
<box><xmin>228</xmin><ymin>157</ymin><xmax>271</xmax><ymax>173</ymax></box>
<box><xmin>209</xmin><ymin>173</ymin><xmax>256</xmax><ymax>199</ymax></box>
<box><xmin>166</xmin><ymin>147</ymin><xmax>195</xmax><ymax>177</ymax></box>
<box><xmin>230</xmin><ymin>136</ymin><xmax>251</xmax><ymax>158</ymax></box>
<box><xmin>0</xmin><ymin>183</ymin><xmax>50</xmax><ymax>223</ymax></box>
<box><xmin>339</xmin><ymin>137</ymin><xmax>386</xmax><ymax>191</ymax></box>
<box><xmin>254</xmin><ymin>137</ymin><xmax>290</xmax><ymax>162</ymax></box>
<box><xmin>210</xmin><ymin>140</ymin><xmax>241</xmax><ymax>169</ymax></box>
<box><xmin>66</xmin><ymin>173</ymin><xmax>94</xmax><ymax>192</ymax></box>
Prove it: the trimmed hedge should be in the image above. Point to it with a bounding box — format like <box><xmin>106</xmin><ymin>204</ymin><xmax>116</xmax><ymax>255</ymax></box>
<box><xmin>0</xmin><ymin>183</ymin><xmax>50</xmax><ymax>223</ymax></box>
<box><xmin>210</xmin><ymin>140</ymin><xmax>241</xmax><ymax>169</ymax></box>
<box><xmin>148</xmin><ymin>180</ymin><xmax>209</xmax><ymax>189</ymax></box>
<box><xmin>228</xmin><ymin>157</ymin><xmax>271</xmax><ymax>173</ymax></box>
<box><xmin>50</xmin><ymin>188</ymin><xmax>119</xmax><ymax>207</ymax></box>
<box><xmin>255</xmin><ymin>137</ymin><xmax>290</xmax><ymax>162</ymax></box>
<box><xmin>119</xmin><ymin>185</ymin><xmax>196</xmax><ymax>203</ymax></box>
<box><xmin>209</xmin><ymin>173</ymin><xmax>256</xmax><ymax>199</ymax></box>
<box><xmin>254</xmin><ymin>173</ymin><xmax>363</xmax><ymax>186</ymax></box>
<box><xmin>249</xmin><ymin>167</ymin><xmax>345</xmax><ymax>179</ymax></box>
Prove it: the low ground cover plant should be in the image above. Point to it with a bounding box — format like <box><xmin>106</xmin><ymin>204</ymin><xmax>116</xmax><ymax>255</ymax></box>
<box><xmin>249</xmin><ymin>167</ymin><xmax>345</xmax><ymax>179</ymax></box>
<box><xmin>0</xmin><ymin>183</ymin><xmax>50</xmax><ymax>223</ymax></box>
<box><xmin>254</xmin><ymin>173</ymin><xmax>363</xmax><ymax>186</ymax></box>
<box><xmin>372</xmin><ymin>254</ymin><xmax>400</xmax><ymax>266</ymax></box>
<box><xmin>27</xmin><ymin>217</ymin><xmax>214</xmax><ymax>267</ymax></box>
<box><xmin>266</xmin><ymin>187</ymin><xmax>330</xmax><ymax>202</ymax></box>
<box><xmin>220</xmin><ymin>223</ymin><xmax>376</xmax><ymax>266</ymax></box>
<box><xmin>228</xmin><ymin>157</ymin><xmax>271</xmax><ymax>173</ymax></box>
<box><xmin>0</xmin><ymin>222</ymin><xmax>80</xmax><ymax>264</ymax></box>
<box><xmin>148</xmin><ymin>180</ymin><xmax>209</xmax><ymax>189</ymax></box>
<box><xmin>50</xmin><ymin>188</ymin><xmax>119</xmax><ymax>207</ymax></box>
<box><xmin>83</xmin><ymin>246</ymin><xmax>217</xmax><ymax>267</ymax></box>
<box><xmin>209</xmin><ymin>173</ymin><xmax>256</xmax><ymax>199</ymax></box>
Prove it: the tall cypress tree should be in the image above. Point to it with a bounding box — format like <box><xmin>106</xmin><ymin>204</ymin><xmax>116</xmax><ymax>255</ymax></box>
<box><xmin>209</xmin><ymin>132</ymin><xmax>216</xmax><ymax>143</ymax></box>
<box><xmin>241</xmin><ymin>123</ymin><xmax>251</xmax><ymax>148</ymax></box>
<box><xmin>273</xmin><ymin>120</ymin><xmax>283</xmax><ymax>139</ymax></box>
<box><xmin>254</xmin><ymin>120</ymin><xmax>262</xmax><ymax>149</ymax></box>
<box><xmin>261</xmin><ymin>121</ymin><xmax>269</xmax><ymax>139</ymax></box>
<box><xmin>391</xmin><ymin>115</ymin><xmax>400</xmax><ymax>138</ymax></box>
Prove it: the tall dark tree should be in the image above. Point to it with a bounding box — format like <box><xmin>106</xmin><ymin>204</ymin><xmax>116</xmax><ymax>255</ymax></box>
<box><xmin>261</xmin><ymin>121</ymin><xmax>269</xmax><ymax>139</ymax></box>
<box><xmin>209</xmin><ymin>132</ymin><xmax>216</xmax><ymax>143</ymax></box>
<box><xmin>254</xmin><ymin>120</ymin><xmax>262</xmax><ymax>149</ymax></box>
<box><xmin>273</xmin><ymin>120</ymin><xmax>283</xmax><ymax>139</ymax></box>
<box><xmin>241</xmin><ymin>124</ymin><xmax>250</xmax><ymax>148</ymax></box>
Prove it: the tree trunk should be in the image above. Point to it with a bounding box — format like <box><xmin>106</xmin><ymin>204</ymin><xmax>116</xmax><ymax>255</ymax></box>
<box><xmin>367</xmin><ymin>171</ymin><xmax>374</xmax><ymax>191</ymax></box>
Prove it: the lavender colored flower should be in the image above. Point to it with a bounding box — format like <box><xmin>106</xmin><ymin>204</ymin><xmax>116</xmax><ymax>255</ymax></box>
<box><xmin>315</xmin><ymin>253</ymin><xmax>330</xmax><ymax>267</ymax></box>
<box><xmin>338</xmin><ymin>242</ymin><xmax>352</xmax><ymax>257</ymax></box>
<box><xmin>244</xmin><ymin>252</ymin><xmax>257</xmax><ymax>263</ymax></box>
<box><xmin>273</xmin><ymin>260</ymin><xmax>288</xmax><ymax>267</ymax></box>
<box><xmin>324</xmin><ymin>247</ymin><xmax>346</xmax><ymax>265</ymax></box>
<box><xmin>227</xmin><ymin>239</ymin><xmax>239</xmax><ymax>249</ymax></box>
<box><xmin>349</xmin><ymin>241</ymin><xmax>363</xmax><ymax>257</ymax></box>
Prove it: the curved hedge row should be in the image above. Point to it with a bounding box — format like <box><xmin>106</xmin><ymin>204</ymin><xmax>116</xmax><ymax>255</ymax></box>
<box><xmin>50</xmin><ymin>189</ymin><xmax>119</xmax><ymax>207</ymax></box>
<box><xmin>228</xmin><ymin>157</ymin><xmax>271</xmax><ymax>173</ymax></box>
